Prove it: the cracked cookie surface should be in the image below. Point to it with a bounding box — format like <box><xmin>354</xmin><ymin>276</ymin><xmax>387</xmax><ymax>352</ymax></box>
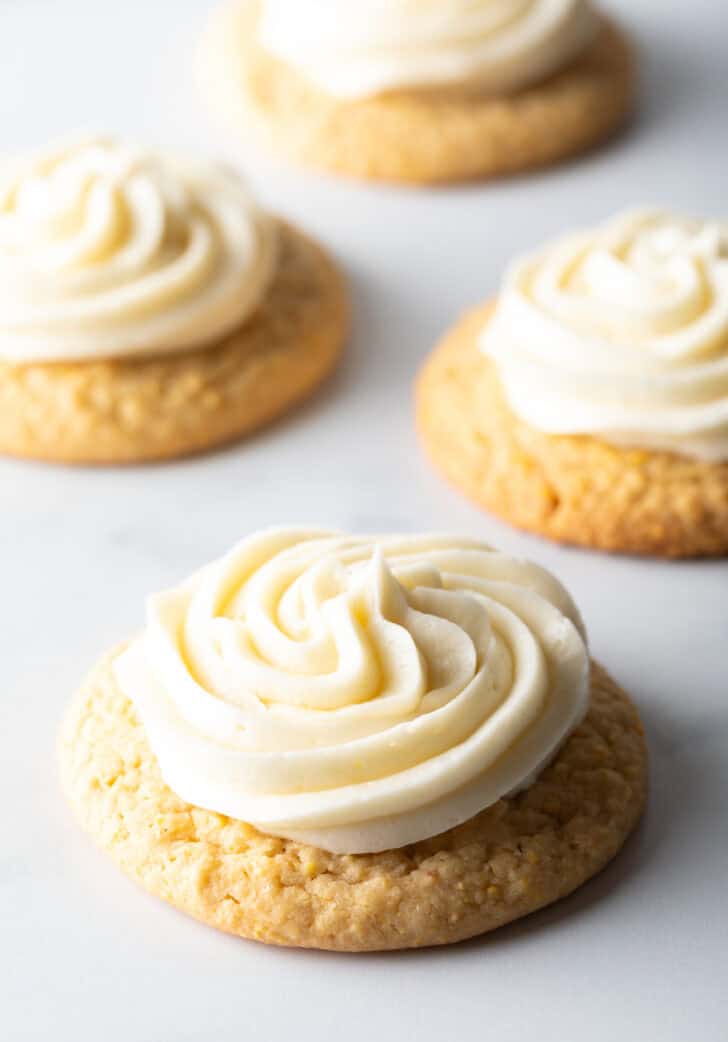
<box><xmin>59</xmin><ymin>648</ymin><xmax>647</xmax><ymax>951</ymax></box>
<box><xmin>218</xmin><ymin>5</ymin><xmax>634</xmax><ymax>185</ymax></box>
<box><xmin>416</xmin><ymin>306</ymin><xmax>728</xmax><ymax>557</ymax></box>
<box><xmin>0</xmin><ymin>221</ymin><xmax>347</xmax><ymax>464</ymax></box>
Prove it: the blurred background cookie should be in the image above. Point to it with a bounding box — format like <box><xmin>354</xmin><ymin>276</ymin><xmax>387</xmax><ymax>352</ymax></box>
<box><xmin>0</xmin><ymin>135</ymin><xmax>348</xmax><ymax>463</ymax></box>
<box><xmin>201</xmin><ymin>0</ymin><xmax>635</xmax><ymax>185</ymax></box>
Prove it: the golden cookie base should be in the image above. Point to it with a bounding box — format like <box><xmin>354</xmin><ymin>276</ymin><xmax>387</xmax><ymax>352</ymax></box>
<box><xmin>0</xmin><ymin>221</ymin><xmax>348</xmax><ymax>464</ymax></box>
<box><xmin>59</xmin><ymin>648</ymin><xmax>646</xmax><ymax>951</ymax></box>
<box><xmin>416</xmin><ymin>305</ymin><xmax>728</xmax><ymax>557</ymax></box>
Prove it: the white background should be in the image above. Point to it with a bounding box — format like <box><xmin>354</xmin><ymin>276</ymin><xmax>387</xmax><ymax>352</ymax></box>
<box><xmin>2</xmin><ymin>1</ymin><xmax>727</xmax><ymax>1039</ymax></box>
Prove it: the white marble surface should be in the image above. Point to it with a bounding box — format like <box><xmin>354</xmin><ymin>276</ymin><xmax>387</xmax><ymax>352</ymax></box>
<box><xmin>2</xmin><ymin>1</ymin><xmax>727</xmax><ymax>1039</ymax></box>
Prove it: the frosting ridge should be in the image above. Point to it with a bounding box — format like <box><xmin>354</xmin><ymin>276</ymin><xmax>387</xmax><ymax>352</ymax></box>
<box><xmin>257</xmin><ymin>0</ymin><xmax>598</xmax><ymax>99</ymax></box>
<box><xmin>0</xmin><ymin>134</ymin><xmax>276</xmax><ymax>363</ymax></box>
<box><xmin>114</xmin><ymin>527</ymin><xmax>589</xmax><ymax>853</ymax></box>
<box><xmin>481</xmin><ymin>209</ymin><xmax>728</xmax><ymax>461</ymax></box>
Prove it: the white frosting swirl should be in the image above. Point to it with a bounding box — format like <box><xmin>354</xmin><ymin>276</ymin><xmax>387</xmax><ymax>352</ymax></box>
<box><xmin>481</xmin><ymin>209</ymin><xmax>728</xmax><ymax>461</ymax></box>
<box><xmin>114</xmin><ymin>528</ymin><xmax>589</xmax><ymax>854</ymax></box>
<box><xmin>257</xmin><ymin>0</ymin><xmax>598</xmax><ymax>99</ymax></box>
<box><xmin>0</xmin><ymin>134</ymin><xmax>276</xmax><ymax>363</ymax></box>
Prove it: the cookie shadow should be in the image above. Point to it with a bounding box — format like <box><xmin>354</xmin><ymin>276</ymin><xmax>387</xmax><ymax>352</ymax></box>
<box><xmin>632</xmin><ymin>19</ymin><xmax>726</xmax><ymax>132</ymax></box>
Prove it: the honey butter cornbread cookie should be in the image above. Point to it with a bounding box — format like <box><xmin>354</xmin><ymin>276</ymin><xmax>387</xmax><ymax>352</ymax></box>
<box><xmin>417</xmin><ymin>210</ymin><xmax>728</xmax><ymax>557</ymax></box>
<box><xmin>0</xmin><ymin>135</ymin><xmax>347</xmax><ymax>463</ymax></box>
<box><xmin>60</xmin><ymin>528</ymin><xmax>647</xmax><ymax>951</ymax></box>
<box><xmin>200</xmin><ymin>0</ymin><xmax>634</xmax><ymax>185</ymax></box>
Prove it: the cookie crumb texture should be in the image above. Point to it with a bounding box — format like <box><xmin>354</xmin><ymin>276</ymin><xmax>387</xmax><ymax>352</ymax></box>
<box><xmin>417</xmin><ymin>306</ymin><xmax>728</xmax><ymax>558</ymax></box>
<box><xmin>60</xmin><ymin>651</ymin><xmax>646</xmax><ymax>951</ymax></box>
<box><xmin>241</xmin><ymin>14</ymin><xmax>634</xmax><ymax>184</ymax></box>
<box><xmin>0</xmin><ymin>222</ymin><xmax>347</xmax><ymax>464</ymax></box>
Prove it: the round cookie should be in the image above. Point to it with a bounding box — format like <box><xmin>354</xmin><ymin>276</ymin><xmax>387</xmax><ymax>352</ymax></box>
<box><xmin>59</xmin><ymin>648</ymin><xmax>646</xmax><ymax>952</ymax></box>
<box><xmin>204</xmin><ymin>3</ymin><xmax>634</xmax><ymax>185</ymax></box>
<box><xmin>416</xmin><ymin>306</ymin><xmax>728</xmax><ymax>558</ymax></box>
<box><xmin>0</xmin><ymin>221</ymin><xmax>347</xmax><ymax>464</ymax></box>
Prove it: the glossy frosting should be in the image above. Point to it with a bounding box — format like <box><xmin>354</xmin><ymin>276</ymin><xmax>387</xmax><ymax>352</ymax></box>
<box><xmin>482</xmin><ymin>209</ymin><xmax>728</xmax><ymax>461</ymax></box>
<box><xmin>257</xmin><ymin>0</ymin><xmax>598</xmax><ymax>99</ymax></box>
<box><xmin>114</xmin><ymin>528</ymin><xmax>589</xmax><ymax>853</ymax></box>
<box><xmin>0</xmin><ymin>134</ymin><xmax>276</xmax><ymax>363</ymax></box>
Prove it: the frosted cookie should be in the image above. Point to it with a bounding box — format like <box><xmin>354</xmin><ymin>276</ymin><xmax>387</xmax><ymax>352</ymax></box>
<box><xmin>200</xmin><ymin>0</ymin><xmax>634</xmax><ymax>185</ymax></box>
<box><xmin>417</xmin><ymin>210</ymin><xmax>728</xmax><ymax>557</ymax></box>
<box><xmin>60</xmin><ymin>528</ymin><xmax>647</xmax><ymax>951</ymax></box>
<box><xmin>0</xmin><ymin>135</ymin><xmax>347</xmax><ymax>464</ymax></box>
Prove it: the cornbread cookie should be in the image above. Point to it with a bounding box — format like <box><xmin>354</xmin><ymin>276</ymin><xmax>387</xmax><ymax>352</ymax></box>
<box><xmin>0</xmin><ymin>135</ymin><xmax>348</xmax><ymax>464</ymax></box>
<box><xmin>0</xmin><ymin>221</ymin><xmax>347</xmax><ymax>464</ymax></box>
<box><xmin>59</xmin><ymin>649</ymin><xmax>646</xmax><ymax>952</ymax></box>
<box><xmin>416</xmin><ymin>306</ymin><xmax>728</xmax><ymax>557</ymax></box>
<box><xmin>203</xmin><ymin>3</ymin><xmax>634</xmax><ymax>185</ymax></box>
